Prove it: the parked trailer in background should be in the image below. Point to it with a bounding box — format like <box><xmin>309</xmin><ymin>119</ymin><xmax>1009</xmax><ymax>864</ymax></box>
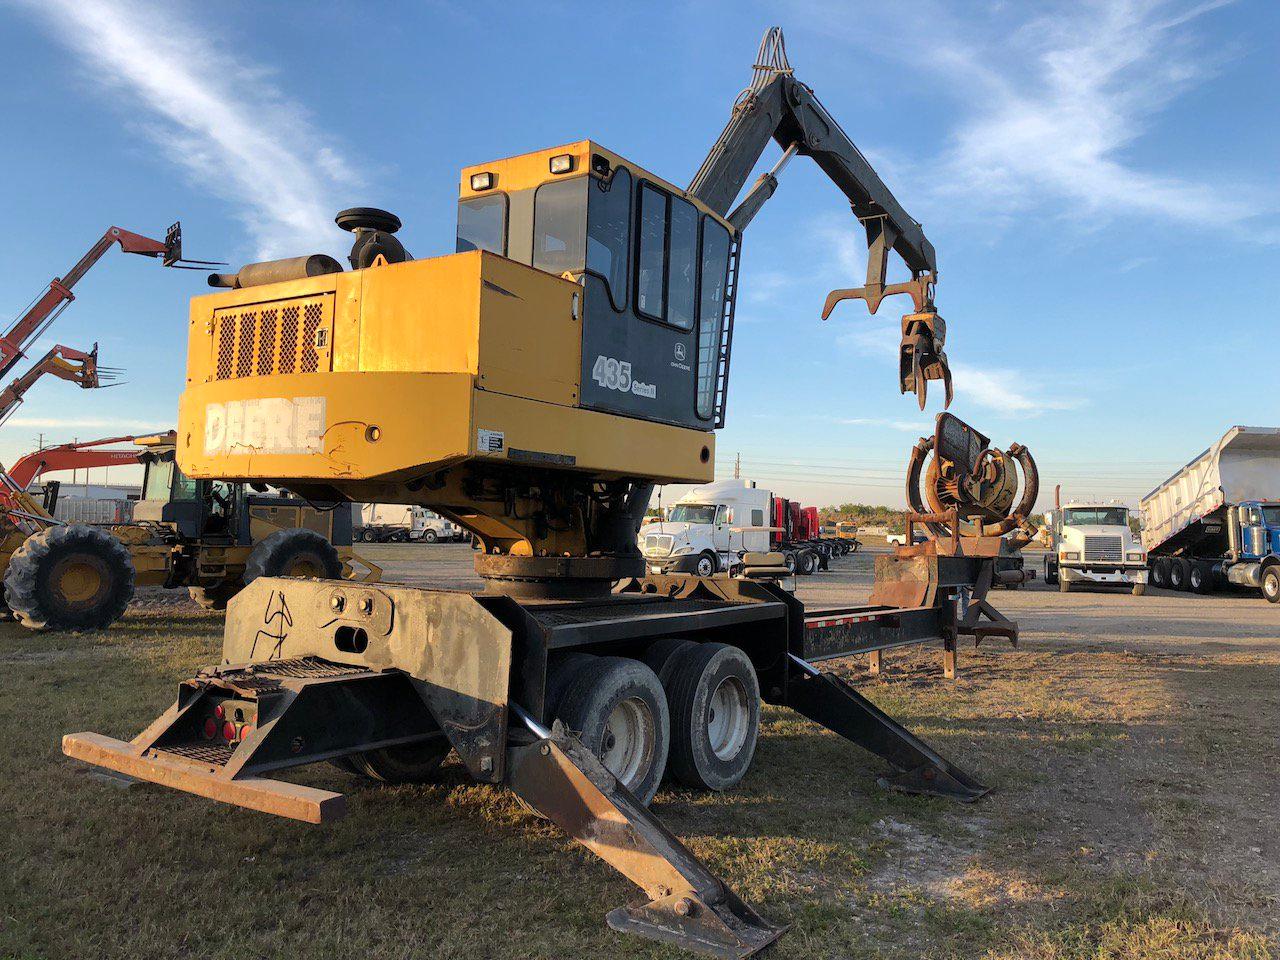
<box><xmin>1141</xmin><ymin>426</ymin><xmax>1280</xmax><ymax>600</ymax></box>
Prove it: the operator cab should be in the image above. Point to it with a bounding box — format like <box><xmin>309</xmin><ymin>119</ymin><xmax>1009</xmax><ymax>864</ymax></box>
<box><xmin>134</xmin><ymin>446</ymin><xmax>241</xmax><ymax>541</ymax></box>
<box><xmin>456</xmin><ymin>141</ymin><xmax>737</xmax><ymax>432</ymax></box>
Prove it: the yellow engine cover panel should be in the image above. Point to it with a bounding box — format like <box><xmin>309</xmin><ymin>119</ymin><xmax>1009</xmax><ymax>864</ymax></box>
<box><xmin>178</xmin><ymin>249</ymin><xmax>712</xmax><ymax>488</ymax></box>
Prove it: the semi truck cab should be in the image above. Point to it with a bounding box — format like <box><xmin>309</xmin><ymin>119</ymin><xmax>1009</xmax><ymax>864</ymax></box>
<box><xmin>637</xmin><ymin>479</ymin><xmax>771</xmax><ymax>577</ymax></box>
<box><xmin>1045</xmin><ymin>501</ymin><xmax>1147</xmax><ymax>595</ymax></box>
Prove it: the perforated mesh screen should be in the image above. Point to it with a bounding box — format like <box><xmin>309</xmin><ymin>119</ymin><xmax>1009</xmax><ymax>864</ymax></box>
<box><xmin>210</xmin><ymin>295</ymin><xmax>331</xmax><ymax>380</ymax></box>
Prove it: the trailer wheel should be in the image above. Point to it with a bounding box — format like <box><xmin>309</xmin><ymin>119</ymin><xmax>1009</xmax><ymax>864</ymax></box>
<box><xmin>1169</xmin><ymin>558</ymin><xmax>1190</xmax><ymax>591</ymax></box>
<box><xmin>557</xmin><ymin>656</ymin><xmax>669</xmax><ymax>805</ymax></box>
<box><xmin>350</xmin><ymin>738</ymin><xmax>452</xmax><ymax>783</ymax></box>
<box><xmin>1149</xmin><ymin>559</ymin><xmax>1167</xmax><ymax>588</ymax></box>
<box><xmin>642</xmin><ymin>637</ymin><xmax>697</xmax><ymax>686</ymax></box>
<box><xmin>245</xmin><ymin>529</ymin><xmax>343</xmax><ymax>583</ymax></box>
<box><xmin>665</xmin><ymin>643</ymin><xmax>760</xmax><ymax>791</ymax></box>
<box><xmin>694</xmin><ymin>551</ymin><xmax>717</xmax><ymax>577</ymax></box>
<box><xmin>4</xmin><ymin>525</ymin><xmax>135</xmax><ymax>631</ymax></box>
<box><xmin>188</xmin><ymin>579</ymin><xmax>243</xmax><ymax>610</ymax></box>
<box><xmin>543</xmin><ymin>652</ymin><xmax>597</xmax><ymax>717</ymax></box>
<box><xmin>1262</xmin><ymin>566</ymin><xmax>1280</xmax><ymax>603</ymax></box>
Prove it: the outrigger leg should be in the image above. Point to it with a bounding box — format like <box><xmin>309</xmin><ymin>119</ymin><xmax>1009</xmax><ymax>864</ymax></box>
<box><xmin>507</xmin><ymin>705</ymin><xmax>785</xmax><ymax>960</ymax></box>
<box><xmin>783</xmin><ymin>655</ymin><xmax>988</xmax><ymax>802</ymax></box>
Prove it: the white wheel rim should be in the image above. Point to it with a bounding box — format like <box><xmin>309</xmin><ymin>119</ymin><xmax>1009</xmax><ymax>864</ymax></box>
<box><xmin>707</xmin><ymin>676</ymin><xmax>750</xmax><ymax>761</ymax></box>
<box><xmin>601</xmin><ymin>697</ymin><xmax>654</xmax><ymax>788</ymax></box>
<box><xmin>698</xmin><ymin>557</ymin><xmax>713</xmax><ymax>576</ymax></box>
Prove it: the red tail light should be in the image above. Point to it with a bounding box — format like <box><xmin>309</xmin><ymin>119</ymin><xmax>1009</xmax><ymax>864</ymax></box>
<box><xmin>202</xmin><ymin>718</ymin><xmax>217</xmax><ymax>739</ymax></box>
<box><xmin>239</xmin><ymin>724</ymin><xmax>254</xmax><ymax>741</ymax></box>
<box><xmin>213</xmin><ymin>704</ymin><xmax>225</xmax><ymax>720</ymax></box>
<box><xmin>221</xmin><ymin>721</ymin><xmax>237</xmax><ymax>742</ymax></box>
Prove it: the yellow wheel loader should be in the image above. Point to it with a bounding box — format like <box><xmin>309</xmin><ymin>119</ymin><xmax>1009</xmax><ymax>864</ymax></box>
<box><xmin>64</xmin><ymin>29</ymin><xmax>1038</xmax><ymax>957</ymax></box>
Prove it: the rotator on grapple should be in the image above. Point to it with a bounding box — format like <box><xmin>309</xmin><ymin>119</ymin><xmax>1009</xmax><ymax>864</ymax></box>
<box><xmin>64</xmin><ymin>27</ymin><xmax>1038</xmax><ymax>959</ymax></box>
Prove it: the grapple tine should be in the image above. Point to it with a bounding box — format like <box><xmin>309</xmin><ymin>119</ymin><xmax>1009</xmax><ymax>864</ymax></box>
<box><xmin>506</xmin><ymin>721</ymin><xmax>785</xmax><ymax>959</ymax></box>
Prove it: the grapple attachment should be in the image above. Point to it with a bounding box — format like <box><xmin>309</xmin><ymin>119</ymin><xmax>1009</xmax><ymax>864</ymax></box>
<box><xmin>899</xmin><ymin>311</ymin><xmax>952</xmax><ymax>411</ymax></box>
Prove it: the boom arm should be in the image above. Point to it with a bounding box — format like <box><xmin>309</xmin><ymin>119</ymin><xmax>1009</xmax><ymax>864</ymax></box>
<box><xmin>689</xmin><ymin>28</ymin><xmax>952</xmax><ymax>408</ymax></box>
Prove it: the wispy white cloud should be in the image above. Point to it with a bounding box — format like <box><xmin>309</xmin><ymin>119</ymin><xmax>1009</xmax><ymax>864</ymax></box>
<box><xmin>796</xmin><ymin>0</ymin><xmax>1266</xmax><ymax>233</ymax></box>
<box><xmin>11</xmin><ymin>0</ymin><xmax>360</xmax><ymax>259</ymax></box>
<box><xmin>838</xmin><ymin>417</ymin><xmax>930</xmax><ymax>433</ymax></box>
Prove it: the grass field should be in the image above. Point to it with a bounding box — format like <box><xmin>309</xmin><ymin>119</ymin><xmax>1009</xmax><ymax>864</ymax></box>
<box><xmin>1</xmin><ymin>547</ymin><xmax>1276</xmax><ymax>959</ymax></box>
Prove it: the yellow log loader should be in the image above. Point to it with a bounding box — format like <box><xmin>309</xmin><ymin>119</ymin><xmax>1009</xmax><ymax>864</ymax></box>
<box><xmin>64</xmin><ymin>29</ymin><xmax>1039</xmax><ymax>957</ymax></box>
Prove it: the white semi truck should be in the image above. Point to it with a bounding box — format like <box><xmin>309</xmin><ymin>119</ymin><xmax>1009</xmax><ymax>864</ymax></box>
<box><xmin>638</xmin><ymin>479</ymin><xmax>774</xmax><ymax>577</ymax></box>
<box><xmin>1043</xmin><ymin>497</ymin><xmax>1147</xmax><ymax>595</ymax></box>
<box><xmin>353</xmin><ymin>504</ymin><xmax>464</xmax><ymax>543</ymax></box>
<box><xmin>1141</xmin><ymin>426</ymin><xmax>1280</xmax><ymax>600</ymax></box>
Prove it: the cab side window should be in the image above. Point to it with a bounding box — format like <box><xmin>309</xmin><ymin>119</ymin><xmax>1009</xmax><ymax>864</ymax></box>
<box><xmin>586</xmin><ymin>167</ymin><xmax>631</xmax><ymax>310</ymax></box>
<box><xmin>715</xmin><ymin>504</ymin><xmax>729</xmax><ymax>526</ymax></box>
<box><xmin>634</xmin><ymin>183</ymin><xmax>697</xmax><ymax>332</ymax></box>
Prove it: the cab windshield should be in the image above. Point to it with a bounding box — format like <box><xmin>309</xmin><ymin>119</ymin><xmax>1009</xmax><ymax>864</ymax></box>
<box><xmin>1063</xmin><ymin>507</ymin><xmax>1129</xmax><ymax>527</ymax></box>
<box><xmin>668</xmin><ymin>503</ymin><xmax>717</xmax><ymax>524</ymax></box>
<box><xmin>1260</xmin><ymin>506</ymin><xmax>1280</xmax><ymax>526</ymax></box>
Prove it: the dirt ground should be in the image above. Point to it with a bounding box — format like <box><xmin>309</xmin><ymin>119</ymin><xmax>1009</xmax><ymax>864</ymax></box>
<box><xmin>1</xmin><ymin>543</ymin><xmax>1277</xmax><ymax>959</ymax></box>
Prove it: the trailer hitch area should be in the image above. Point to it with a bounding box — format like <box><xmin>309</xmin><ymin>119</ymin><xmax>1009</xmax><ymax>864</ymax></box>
<box><xmin>507</xmin><ymin>709</ymin><xmax>784</xmax><ymax>959</ymax></box>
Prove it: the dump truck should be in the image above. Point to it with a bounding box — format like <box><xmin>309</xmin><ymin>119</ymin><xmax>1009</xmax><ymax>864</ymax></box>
<box><xmin>63</xmin><ymin>29</ymin><xmax>1041</xmax><ymax>957</ymax></box>
<box><xmin>1141</xmin><ymin>426</ymin><xmax>1280</xmax><ymax>599</ymax></box>
<box><xmin>353</xmin><ymin>503</ymin><xmax>463</xmax><ymax>543</ymax></box>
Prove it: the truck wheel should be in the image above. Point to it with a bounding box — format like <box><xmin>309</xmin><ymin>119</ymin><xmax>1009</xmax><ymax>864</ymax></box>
<box><xmin>422</xmin><ymin>529</ymin><xmax>438</xmax><ymax>543</ymax></box>
<box><xmin>798</xmin><ymin>550</ymin><xmax>818</xmax><ymax>575</ymax></box>
<box><xmin>665</xmin><ymin>643</ymin><xmax>760</xmax><ymax>791</ymax></box>
<box><xmin>1058</xmin><ymin>578</ymin><xmax>1072</xmax><ymax>593</ymax></box>
<box><xmin>543</xmin><ymin>652</ymin><xmax>598</xmax><ymax>717</ymax></box>
<box><xmin>642</xmin><ymin>637</ymin><xmax>697</xmax><ymax>686</ymax></box>
<box><xmin>1169</xmin><ymin>558</ymin><xmax>1190</xmax><ymax>591</ymax></box>
<box><xmin>557</xmin><ymin>657</ymin><xmax>669</xmax><ymax>805</ymax></box>
<box><xmin>245</xmin><ymin>529</ymin><xmax>343</xmax><ymax>583</ymax></box>
<box><xmin>1189</xmin><ymin>563</ymin><xmax>1213</xmax><ymax>594</ymax></box>
<box><xmin>1262</xmin><ymin>566</ymin><xmax>1280</xmax><ymax>603</ymax></box>
<box><xmin>1131</xmin><ymin>583</ymin><xmax>1147</xmax><ymax>597</ymax></box>
<box><xmin>695</xmin><ymin>551</ymin><xmax>717</xmax><ymax>577</ymax></box>
<box><xmin>1149</xmin><ymin>559</ymin><xmax>1167</xmax><ymax>588</ymax></box>
<box><xmin>1045</xmin><ymin>559</ymin><xmax>1058</xmax><ymax>586</ymax></box>
<box><xmin>360</xmin><ymin>528</ymin><xmax>377</xmax><ymax>543</ymax></box>
<box><xmin>349</xmin><ymin>738</ymin><xmax>452</xmax><ymax>783</ymax></box>
<box><xmin>188</xmin><ymin>579</ymin><xmax>244</xmax><ymax>610</ymax></box>
<box><xmin>783</xmin><ymin>552</ymin><xmax>797</xmax><ymax>575</ymax></box>
<box><xmin>4</xmin><ymin>525</ymin><xmax>135</xmax><ymax>631</ymax></box>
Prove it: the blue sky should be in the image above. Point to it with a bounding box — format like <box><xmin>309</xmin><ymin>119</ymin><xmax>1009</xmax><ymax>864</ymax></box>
<box><xmin>1</xmin><ymin>0</ymin><xmax>1276</xmax><ymax>510</ymax></box>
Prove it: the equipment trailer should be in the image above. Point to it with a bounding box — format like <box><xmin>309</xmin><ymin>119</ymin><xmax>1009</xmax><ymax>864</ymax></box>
<box><xmin>65</xmin><ymin>29</ymin><xmax>1037</xmax><ymax>957</ymax></box>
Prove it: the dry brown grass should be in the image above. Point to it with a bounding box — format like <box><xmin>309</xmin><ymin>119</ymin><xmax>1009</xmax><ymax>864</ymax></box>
<box><xmin>1</xmin><ymin>587</ymin><xmax>1277</xmax><ymax>959</ymax></box>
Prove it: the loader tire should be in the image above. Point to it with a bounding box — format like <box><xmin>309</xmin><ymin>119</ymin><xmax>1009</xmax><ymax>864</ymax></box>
<box><xmin>4</xmin><ymin>525</ymin><xmax>135</xmax><ymax>631</ymax></box>
<box><xmin>188</xmin><ymin>579</ymin><xmax>243</xmax><ymax>610</ymax></box>
<box><xmin>350</xmin><ymin>738</ymin><xmax>452</xmax><ymax>783</ymax></box>
<box><xmin>543</xmin><ymin>652</ymin><xmax>597</xmax><ymax>718</ymax></box>
<box><xmin>665</xmin><ymin>642</ymin><xmax>760</xmax><ymax>791</ymax></box>
<box><xmin>245</xmin><ymin>528</ymin><xmax>342</xmax><ymax>584</ymax></box>
<box><xmin>557</xmin><ymin>656</ymin><xmax>669</xmax><ymax>805</ymax></box>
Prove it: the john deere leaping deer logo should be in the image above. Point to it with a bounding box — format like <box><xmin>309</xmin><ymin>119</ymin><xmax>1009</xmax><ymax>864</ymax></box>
<box><xmin>250</xmin><ymin>590</ymin><xmax>293</xmax><ymax>660</ymax></box>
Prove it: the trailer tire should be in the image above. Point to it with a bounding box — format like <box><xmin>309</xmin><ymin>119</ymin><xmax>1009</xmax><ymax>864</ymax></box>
<box><xmin>245</xmin><ymin>529</ymin><xmax>343</xmax><ymax>584</ymax></box>
<box><xmin>1262</xmin><ymin>566</ymin><xmax>1280</xmax><ymax>603</ymax></box>
<box><xmin>543</xmin><ymin>652</ymin><xmax>597</xmax><ymax>718</ymax></box>
<box><xmin>1169</xmin><ymin>558</ymin><xmax>1190</xmax><ymax>591</ymax></box>
<box><xmin>188</xmin><ymin>579</ymin><xmax>243</xmax><ymax>610</ymax></box>
<box><xmin>665</xmin><ymin>642</ymin><xmax>760</xmax><ymax>791</ymax></box>
<box><xmin>558</xmin><ymin>657</ymin><xmax>669</xmax><ymax>805</ymax></box>
<box><xmin>1149</xmin><ymin>558</ymin><xmax>1167</xmax><ymax>589</ymax></box>
<box><xmin>642</xmin><ymin>637</ymin><xmax>697</xmax><ymax>687</ymax></box>
<box><xmin>4</xmin><ymin>525</ymin><xmax>135</xmax><ymax>631</ymax></box>
<box><xmin>694</xmin><ymin>551</ymin><xmax>717</xmax><ymax>578</ymax></box>
<box><xmin>350</xmin><ymin>738</ymin><xmax>452</xmax><ymax>783</ymax></box>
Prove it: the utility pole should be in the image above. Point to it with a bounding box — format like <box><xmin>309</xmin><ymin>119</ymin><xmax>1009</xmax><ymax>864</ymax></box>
<box><xmin>734</xmin><ymin>452</ymin><xmax>740</xmax><ymax>479</ymax></box>
<box><xmin>35</xmin><ymin>432</ymin><xmax>44</xmax><ymax>451</ymax></box>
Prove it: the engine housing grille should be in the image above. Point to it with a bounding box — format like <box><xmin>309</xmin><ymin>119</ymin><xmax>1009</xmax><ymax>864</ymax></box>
<box><xmin>1084</xmin><ymin>535</ymin><xmax>1123</xmax><ymax>562</ymax></box>
<box><xmin>212</xmin><ymin>295</ymin><xmax>334</xmax><ymax>381</ymax></box>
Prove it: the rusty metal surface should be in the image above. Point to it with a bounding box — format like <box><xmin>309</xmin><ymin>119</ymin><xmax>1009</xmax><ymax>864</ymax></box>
<box><xmin>62</xmin><ymin>732</ymin><xmax>346</xmax><ymax>823</ymax></box>
<box><xmin>507</xmin><ymin>723</ymin><xmax>785</xmax><ymax>958</ymax></box>
<box><xmin>223</xmin><ymin>578</ymin><xmax>512</xmax><ymax>782</ymax></box>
